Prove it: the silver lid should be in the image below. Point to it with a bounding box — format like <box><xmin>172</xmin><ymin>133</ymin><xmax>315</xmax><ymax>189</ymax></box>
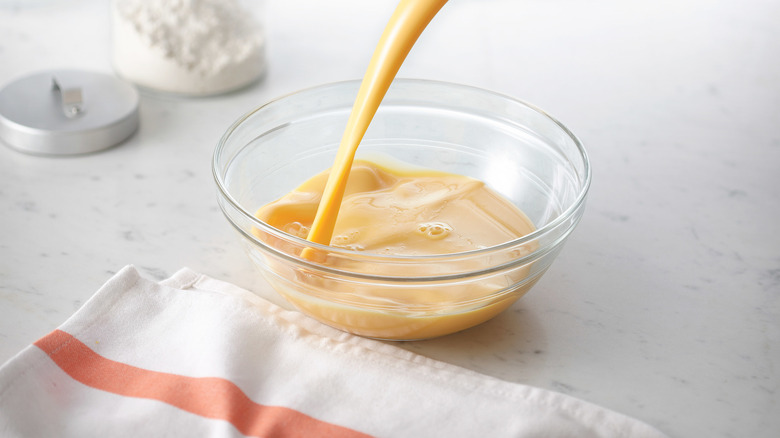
<box><xmin>0</xmin><ymin>69</ymin><xmax>139</xmax><ymax>155</ymax></box>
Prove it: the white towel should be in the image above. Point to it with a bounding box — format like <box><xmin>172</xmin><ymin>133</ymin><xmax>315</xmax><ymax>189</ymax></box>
<box><xmin>0</xmin><ymin>266</ymin><xmax>666</xmax><ymax>437</ymax></box>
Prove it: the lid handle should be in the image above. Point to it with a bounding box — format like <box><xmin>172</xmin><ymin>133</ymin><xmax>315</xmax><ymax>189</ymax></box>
<box><xmin>51</xmin><ymin>77</ymin><xmax>84</xmax><ymax>118</ymax></box>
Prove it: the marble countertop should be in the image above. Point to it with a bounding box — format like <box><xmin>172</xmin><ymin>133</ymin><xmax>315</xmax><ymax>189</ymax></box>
<box><xmin>1</xmin><ymin>0</ymin><xmax>778</xmax><ymax>436</ymax></box>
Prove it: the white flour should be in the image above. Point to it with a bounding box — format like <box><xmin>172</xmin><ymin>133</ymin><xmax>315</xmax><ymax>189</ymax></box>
<box><xmin>112</xmin><ymin>0</ymin><xmax>265</xmax><ymax>95</ymax></box>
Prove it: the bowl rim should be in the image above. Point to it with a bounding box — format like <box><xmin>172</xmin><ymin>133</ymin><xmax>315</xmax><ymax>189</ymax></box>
<box><xmin>212</xmin><ymin>78</ymin><xmax>592</xmax><ymax>263</ymax></box>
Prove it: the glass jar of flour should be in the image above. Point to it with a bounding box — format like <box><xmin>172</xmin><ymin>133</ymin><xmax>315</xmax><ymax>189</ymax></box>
<box><xmin>111</xmin><ymin>0</ymin><xmax>266</xmax><ymax>96</ymax></box>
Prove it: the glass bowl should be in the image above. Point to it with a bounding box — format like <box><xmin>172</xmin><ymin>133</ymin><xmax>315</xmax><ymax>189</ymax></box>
<box><xmin>213</xmin><ymin>79</ymin><xmax>590</xmax><ymax>340</ymax></box>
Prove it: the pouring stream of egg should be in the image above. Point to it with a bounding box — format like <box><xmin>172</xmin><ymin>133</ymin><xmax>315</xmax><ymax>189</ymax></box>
<box><xmin>305</xmin><ymin>0</ymin><xmax>449</xmax><ymax>247</ymax></box>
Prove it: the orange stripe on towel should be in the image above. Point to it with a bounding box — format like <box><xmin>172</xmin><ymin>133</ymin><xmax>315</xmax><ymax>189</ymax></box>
<box><xmin>35</xmin><ymin>329</ymin><xmax>371</xmax><ymax>438</ymax></box>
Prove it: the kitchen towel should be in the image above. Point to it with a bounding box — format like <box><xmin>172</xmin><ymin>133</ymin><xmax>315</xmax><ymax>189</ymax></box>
<box><xmin>0</xmin><ymin>265</ymin><xmax>667</xmax><ymax>437</ymax></box>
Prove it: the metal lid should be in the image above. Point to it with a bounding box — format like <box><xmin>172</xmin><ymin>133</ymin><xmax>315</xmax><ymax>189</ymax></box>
<box><xmin>0</xmin><ymin>69</ymin><xmax>139</xmax><ymax>155</ymax></box>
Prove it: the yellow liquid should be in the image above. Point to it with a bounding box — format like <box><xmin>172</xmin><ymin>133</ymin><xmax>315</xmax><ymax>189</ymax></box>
<box><xmin>255</xmin><ymin>160</ymin><xmax>539</xmax><ymax>339</ymax></box>
<box><xmin>259</xmin><ymin>160</ymin><xmax>534</xmax><ymax>256</ymax></box>
<box><xmin>307</xmin><ymin>0</ymin><xmax>449</xmax><ymax>246</ymax></box>
<box><xmin>254</xmin><ymin>0</ymin><xmax>539</xmax><ymax>339</ymax></box>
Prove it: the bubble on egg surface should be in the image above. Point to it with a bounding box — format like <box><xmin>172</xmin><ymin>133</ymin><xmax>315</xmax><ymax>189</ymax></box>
<box><xmin>332</xmin><ymin>230</ymin><xmax>361</xmax><ymax>247</ymax></box>
<box><xmin>416</xmin><ymin>222</ymin><xmax>452</xmax><ymax>240</ymax></box>
<box><xmin>283</xmin><ymin>222</ymin><xmax>310</xmax><ymax>239</ymax></box>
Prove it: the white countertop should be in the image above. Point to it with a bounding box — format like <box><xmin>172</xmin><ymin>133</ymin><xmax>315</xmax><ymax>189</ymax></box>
<box><xmin>1</xmin><ymin>1</ymin><xmax>778</xmax><ymax>436</ymax></box>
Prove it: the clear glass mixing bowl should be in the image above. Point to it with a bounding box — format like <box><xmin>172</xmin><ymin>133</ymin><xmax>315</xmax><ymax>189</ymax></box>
<box><xmin>213</xmin><ymin>79</ymin><xmax>590</xmax><ymax>340</ymax></box>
